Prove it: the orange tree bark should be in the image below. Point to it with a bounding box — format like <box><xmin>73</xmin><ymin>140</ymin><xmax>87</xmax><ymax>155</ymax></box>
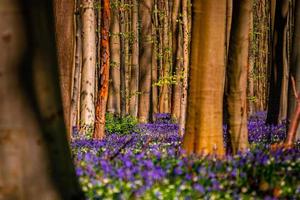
<box><xmin>266</xmin><ymin>0</ymin><xmax>289</xmax><ymax>125</ymax></box>
<box><xmin>53</xmin><ymin>0</ymin><xmax>75</xmax><ymax>137</ymax></box>
<box><xmin>182</xmin><ymin>0</ymin><xmax>227</xmax><ymax>156</ymax></box>
<box><xmin>138</xmin><ymin>0</ymin><xmax>153</xmax><ymax>123</ymax></box>
<box><xmin>0</xmin><ymin>0</ymin><xmax>83</xmax><ymax>199</ymax></box>
<box><xmin>94</xmin><ymin>0</ymin><xmax>111</xmax><ymax>139</ymax></box>
<box><xmin>225</xmin><ymin>0</ymin><xmax>251</xmax><ymax>154</ymax></box>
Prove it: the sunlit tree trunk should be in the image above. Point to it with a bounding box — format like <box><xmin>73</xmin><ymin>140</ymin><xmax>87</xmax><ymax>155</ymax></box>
<box><xmin>80</xmin><ymin>0</ymin><xmax>96</xmax><ymax>128</ymax></box>
<box><xmin>288</xmin><ymin>0</ymin><xmax>300</xmax><ymax>141</ymax></box>
<box><xmin>108</xmin><ymin>0</ymin><xmax>121</xmax><ymax>115</ymax></box>
<box><xmin>266</xmin><ymin>0</ymin><xmax>289</xmax><ymax>125</ymax></box>
<box><xmin>179</xmin><ymin>0</ymin><xmax>190</xmax><ymax>136</ymax></box>
<box><xmin>0</xmin><ymin>1</ymin><xmax>84</xmax><ymax>199</ymax></box>
<box><xmin>129</xmin><ymin>0</ymin><xmax>139</xmax><ymax>117</ymax></box>
<box><xmin>94</xmin><ymin>0</ymin><xmax>110</xmax><ymax>139</ymax></box>
<box><xmin>53</xmin><ymin>0</ymin><xmax>74</xmax><ymax>136</ymax></box>
<box><xmin>182</xmin><ymin>0</ymin><xmax>226</xmax><ymax>156</ymax></box>
<box><xmin>138</xmin><ymin>0</ymin><xmax>153</xmax><ymax>122</ymax></box>
<box><xmin>226</xmin><ymin>0</ymin><xmax>251</xmax><ymax>154</ymax></box>
<box><xmin>71</xmin><ymin>0</ymin><xmax>82</xmax><ymax>130</ymax></box>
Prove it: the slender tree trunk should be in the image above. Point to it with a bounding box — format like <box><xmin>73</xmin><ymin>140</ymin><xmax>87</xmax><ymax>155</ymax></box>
<box><xmin>129</xmin><ymin>0</ymin><xmax>139</xmax><ymax>117</ymax></box>
<box><xmin>248</xmin><ymin>8</ymin><xmax>255</xmax><ymax>115</ymax></box>
<box><xmin>288</xmin><ymin>0</ymin><xmax>300</xmax><ymax>140</ymax></box>
<box><xmin>182</xmin><ymin>0</ymin><xmax>226</xmax><ymax>156</ymax></box>
<box><xmin>152</xmin><ymin>0</ymin><xmax>159</xmax><ymax>118</ymax></box>
<box><xmin>53</xmin><ymin>0</ymin><xmax>74</xmax><ymax>137</ymax></box>
<box><xmin>80</xmin><ymin>0</ymin><xmax>96</xmax><ymax>128</ymax></box>
<box><xmin>120</xmin><ymin>0</ymin><xmax>127</xmax><ymax>116</ymax></box>
<box><xmin>226</xmin><ymin>0</ymin><xmax>251</xmax><ymax>154</ymax></box>
<box><xmin>0</xmin><ymin>1</ymin><xmax>84</xmax><ymax>199</ymax></box>
<box><xmin>71</xmin><ymin>0</ymin><xmax>82</xmax><ymax>130</ymax></box>
<box><xmin>94</xmin><ymin>0</ymin><xmax>110</xmax><ymax>139</ymax></box>
<box><xmin>138</xmin><ymin>0</ymin><xmax>153</xmax><ymax>123</ymax></box>
<box><xmin>159</xmin><ymin>0</ymin><xmax>171</xmax><ymax>113</ymax></box>
<box><xmin>171</xmin><ymin>17</ymin><xmax>183</xmax><ymax>122</ymax></box>
<box><xmin>266</xmin><ymin>0</ymin><xmax>289</xmax><ymax>125</ymax></box>
<box><xmin>179</xmin><ymin>0</ymin><xmax>190</xmax><ymax>136</ymax></box>
<box><xmin>108</xmin><ymin>0</ymin><xmax>121</xmax><ymax>115</ymax></box>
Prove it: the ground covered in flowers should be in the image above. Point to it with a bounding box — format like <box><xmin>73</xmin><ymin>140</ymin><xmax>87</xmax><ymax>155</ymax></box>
<box><xmin>71</xmin><ymin>113</ymin><xmax>300</xmax><ymax>199</ymax></box>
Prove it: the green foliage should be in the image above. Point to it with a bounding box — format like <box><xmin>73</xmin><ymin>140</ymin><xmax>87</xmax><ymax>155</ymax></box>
<box><xmin>105</xmin><ymin>113</ymin><xmax>139</xmax><ymax>135</ymax></box>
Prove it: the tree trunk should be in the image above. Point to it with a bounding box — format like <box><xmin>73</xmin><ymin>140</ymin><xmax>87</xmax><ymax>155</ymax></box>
<box><xmin>159</xmin><ymin>0</ymin><xmax>171</xmax><ymax>114</ymax></box>
<box><xmin>288</xmin><ymin>0</ymin><xmax>300</xmax><ymax>140</ymax></box>
<box><xmin>138</xmin><ymin>0</ymin><xmax>153</xmax><ymax>123</ymax></box>
<box><xmin>179</xmin><ymin>0</ymin><xmax>190</xmax><ymax>136</ymax></box>
<box><xmin>226</xmin><ymin>0</ymin><xmax>251</xmax><ymax>154</ymax></box>
<box><xmin>53</xmin><ymin>0</ymin><xmax>74</xmax><ymax>137</ymax></box>
<box><xmin>129</xmin><ymin>0</ymin><xmax>139</xmax><ymax>117</ymax></box>
<box><xmin>71</xmin><ymin>0</ymin><xmax>82</xmax><ymax>131</ymax></box>
<box><xmin>80</xmin><ymin>0</ymin><xmax>96</xmax><ymax>128</ymax></box>
<box><xmin>108</xmin><ymin>0</ymin><xmax>121</xmax><ymax>115</ymax></box>
<box><xmin>0</xmin><ymin>1</ymin><xmax>84</xmax><ymax>199</ymax></box>
<box><xmin>182</xmin><ymin>0</ymin><xmax>226</xmax><ymax>156</ymax></box>
<box><xmin>171</xmin><ymin>16</ymin><xmax>183</xmax><ymax>122</ymax></box>
<box><xmin>94</xmin><ymin>0</ymin><xmax>110</xmax><ymax>139</ymax></box>
<box><xmin>266</xmin><ymin>0</ymin><xmax>289</xmax><ymax>125</ymax></box>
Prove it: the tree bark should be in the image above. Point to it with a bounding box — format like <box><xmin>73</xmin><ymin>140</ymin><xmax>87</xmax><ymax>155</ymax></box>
<box><xmin>138</xmin><ymin>0</ymin><xmax>153</xmax><ymax>123</ymax></box>
<box><xmin>71</xmin><ymin>0</ymin><xmax>82</xmax><ymax>130</ymax></box>
<box><xmin>129</xmin><ymin>0</ymin><xmax>139</xmax><ymax>117</ymax></box>
<box><xmin>0</xmin><ymin>1</ymin><xmax>84</xmax><ymax>199</ymax></box>
<box><xmin>80</xmin><ymin>0</ymin><xmax>96</xmax><ymax>128</ymax></box>
<box><xmin>226</xmin><ymin>0</ymin><xmax>251</xmax><ymax>154</ymax></box>
<box><xmin>108</xmin><ymin>0</ymin><xmax>121</xmax><ymax>115</ymax></box>
<box><xmin>53</xmin><ymin>0</ymin><xmax>74</xmax><ymax>137</ymax></box>
<box><xmin>182</xmin><ymin>0</ymin><xmax>226</xmax><ymax>156</ymax></box>
<box><xmin>266</xmin><ymin>0</ymin><xmax>289</xmax><ymax>125</ymax></box>
<box><xmin>94</xmin><ymin>0</ymin><xmax>110</xmax><ymax>139</ymax></box>
<box><xmin>179</xmin><ymin>0</ymin><xmax>190</xmax><ymax>136</ymax></box>
<box><xmin>288</xmin><ymin>0</ymin><xmax>300</xmax><ymax>140</ymax></box>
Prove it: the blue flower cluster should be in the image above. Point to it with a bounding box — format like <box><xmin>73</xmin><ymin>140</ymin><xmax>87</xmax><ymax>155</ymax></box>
<box><xmin>71</xmin><ymin>112</ymin><xmax>300</xmax><ymax>199</ymax></box>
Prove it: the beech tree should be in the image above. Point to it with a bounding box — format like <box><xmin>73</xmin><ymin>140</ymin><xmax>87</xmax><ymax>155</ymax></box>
<box><xmin>53</xmin><ymin>0</ymin><xmax>75</xmax><ymax>136</ymax></box>
<box><xmin>0</xmin><ymin>1</ymin><xmax>83</xmax><ymax>199</ymax></box>
<box><xmin>287</xmin><ymin>0</ymin><xmax>300</xmax><ymax>141</ymax></box>
<box><xmin>94</xmin><ymin>0</ymin><xmax>111</xmax><ymax>139</ymax></box>
<box><xmin>107</xmin><ymin>0</ymin><xmax>121</xmax><ymax>115</ymax></box>
<box><xmin>182</xmin><ymin>0</ymin><xmax>227</xmax><ymax>156</ymax></box>
<box><xmin>80</xmin><ymin>0</ymin><xmax>96</xmax><ymax>128</ymax></box>
<box><xmin>138</xmin><ymin>0</ymin><xmax>153</xmax><ymax>123</ymax></box>
<box><xmin>226</xmin><ymin>0</ymin><xmax>252</xmax><ymax>154</ymax></box>
<box><xmin>266</xmin><ymin>0</ymin><xmax>289</xmax><ymax>125</ymax></box>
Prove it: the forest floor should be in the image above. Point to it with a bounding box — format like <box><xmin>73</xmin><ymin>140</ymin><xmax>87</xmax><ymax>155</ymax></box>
<box><xmin>72</xmin><ymin>112</ymin><xmax>300</xmax><ymax>200</ymax></box>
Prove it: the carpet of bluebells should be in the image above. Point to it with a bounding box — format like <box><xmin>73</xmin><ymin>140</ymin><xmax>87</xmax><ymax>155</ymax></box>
<box><xmin>71</xmin><ymin>112</ymin><xmax>300</xmax><ymax>200</ymax></box>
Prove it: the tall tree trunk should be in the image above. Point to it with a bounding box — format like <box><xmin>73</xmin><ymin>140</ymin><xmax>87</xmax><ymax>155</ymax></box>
<box><xmin>71</xmin><ymin>0</ymin><xmax>82</xmax><ymax>130</ymax></box>
<box><xmin>159</xmin><ymin>0</ymin><xmax>171</xmax><ymax>113</ymax></box>
<box><xmin>108</xmin><ymin>0</ymin><xmax>121</xmax><ymax>115</ymax></box>
<box><xmin>80</xmin><ymin>0</ymin><xmax>96</xmax><ymax>128</ymax></box>
<box><xmin>179</xmin><ymin>0</ymin><xmax>190</xmax><ymax>136</ymax></box>
<box><xmin>266</xmin><ymin>0</ymin><xmax>289</xmax><ymax>125</ymax></box>
<box><xmin>120</xmin><ymin>0</ymin><xmax>127</xmax><ymax>116</ymax></box>
<box><xmin>226</xmin><ymin>0</ymin><xmax>251</xmax><ymax>154</ymax></box>
<box><xmin>138</xmin><ymin>0</ymin><xmax>153</xmax><ymax>123</ymax></box>
<box><xmin>0</xmin><ymin>1</ymin><xmax>84</xmax><ymax>199</ymax></box>
<box><xmin>182</xmin><ymin>0</ymin><xmax>226</xmax><ymax>156</ymax></box>
<box><xmin>152</xmin><ymin>0</ymin><xmax>159</xmax><ymax>118</ymax></box>
<box><xmin>288</xmin><ymin>0</ymin><xmax>300</xmax><ymax>140</ymax></box>
<box><xmin>94</xmin><ymin>0</ymin><xmax>110</xmax><ymax>139</ymax></box>
<box><xmin>171</xmin><ymin>16</ymin><xmax>183</xmax><ymax>122</ymax></box>
<box><xmin>53</xmin><ymin>0</ymin><xmax>74</xmax><ymax>137</ymax></box>
<box><xmin>129</xmin><ymin>0</ymin><xmax>139</xmax><ymax>117</ymax></box>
